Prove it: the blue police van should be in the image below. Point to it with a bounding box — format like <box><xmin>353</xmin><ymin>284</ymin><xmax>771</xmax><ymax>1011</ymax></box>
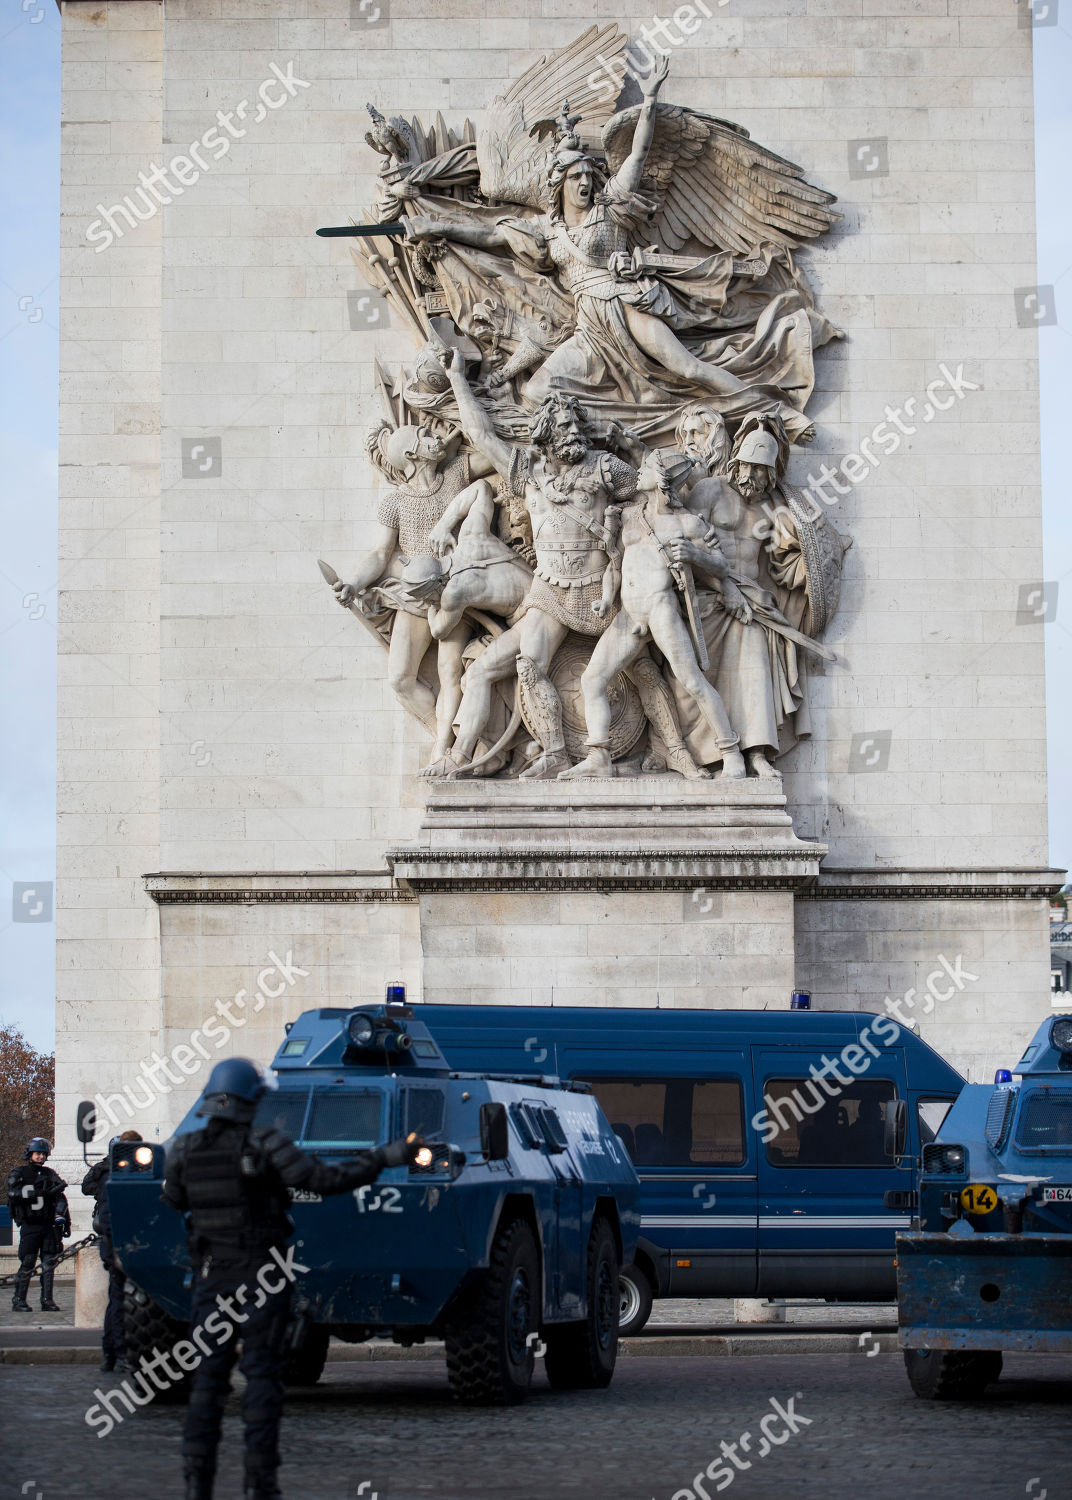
<box><xmin>410</xmin><ymin>1003</ymin><xmax>964</xmax><ymax>1333</ymax></box>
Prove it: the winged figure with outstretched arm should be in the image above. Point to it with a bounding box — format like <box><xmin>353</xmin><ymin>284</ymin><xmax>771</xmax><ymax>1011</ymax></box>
<box><xmin>400</xmin><ymin>44</ymin><xmax>840</xmax><ymax>445</ymax></box>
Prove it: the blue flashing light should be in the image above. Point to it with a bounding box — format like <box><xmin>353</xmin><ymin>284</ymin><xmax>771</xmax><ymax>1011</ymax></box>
<box><xmin>994</xmin><ymin>1068</ymin><xmax>1013</xmax><ymax>1086</ymax></box>
<box><xmin>386</xmin><ymin>980</ymin><xmax>407</xmax><ymax>1006</ymax></box>
<box><xmin>790</xmin><ymin>991</ymin><xmax>811</xmax><ymax>1010</ymax></box>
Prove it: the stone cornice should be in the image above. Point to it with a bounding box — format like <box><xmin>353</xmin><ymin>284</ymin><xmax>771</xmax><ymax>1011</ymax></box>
<box><xmin>386</xmin><ymin>845</ymin><xmax>825</xmax><ymax>892</ymax></box>
<box><xmin>143</xmin><ymin>872</ymin><xmax>414</xmax><ymax>905</ymax></box>
<box><xmin>805</xmin><ymin>867</ymin><xmax>1065</xmax><ymax>901</ymax></box>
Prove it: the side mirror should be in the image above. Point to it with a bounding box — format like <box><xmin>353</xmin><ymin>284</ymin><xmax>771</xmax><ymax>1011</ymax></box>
<box><xmin>76</xmin><ymin>1100</ymin><xmax>98</xmax><ymax>1145</ymax></box>
<box><xmin>883</xmin><ymin>1098</ymin><xmax>908</xmax><ymax>1159</ymax></box>
<box><xmin>480</xmin><ymin>1101</ymin><xmax>510</xmax><ymax>1162</ymax></box>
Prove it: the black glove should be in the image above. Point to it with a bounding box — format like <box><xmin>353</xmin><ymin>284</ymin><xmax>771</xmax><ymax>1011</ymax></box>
<box><xmin>377</xmin><ymin>1133</ymin><xmax>422</xmax><ymax>1169</ymax></box>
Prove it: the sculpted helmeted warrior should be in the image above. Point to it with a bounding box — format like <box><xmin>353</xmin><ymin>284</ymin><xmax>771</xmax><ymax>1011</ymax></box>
<box><xmin>318</xmin><ymin>25</ymin><xmax>849</xmax><ymax>780</ymax></box>
<box><xmin>675</xmin><ymin>413</ymin><xmax>842</xmax><ymax>775</ymax></box>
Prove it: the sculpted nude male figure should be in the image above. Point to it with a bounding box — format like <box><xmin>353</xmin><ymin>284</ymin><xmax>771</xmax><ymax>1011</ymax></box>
<box><xmin>563</xmin><ymin>450</ymin><xmax>746</xmax><ymax>781</ymax></box>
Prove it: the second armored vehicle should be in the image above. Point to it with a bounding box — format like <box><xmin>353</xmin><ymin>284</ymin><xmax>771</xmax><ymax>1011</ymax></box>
<box><xmin>896</xmin><ymin>1013</ymin><xmax>1072</xmax><ymax>1398</ymax></box>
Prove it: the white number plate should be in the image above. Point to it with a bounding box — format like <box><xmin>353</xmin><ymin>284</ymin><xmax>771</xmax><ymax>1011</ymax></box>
<box><xmin>1043</xmin><ymin>1186</ymin><xmax>1072</xmax><ymax>1202</ymax></box>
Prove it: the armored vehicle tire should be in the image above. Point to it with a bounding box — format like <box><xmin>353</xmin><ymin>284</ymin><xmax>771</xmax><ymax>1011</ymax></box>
<box><xmin>445</xmin><ymin>1217</ymin><xmax>540</xmax><ymax>1406</ymax></box>
<box><xmin>618</xmin><ymin>1263</ymin><xmax>654</xmax><ymax>1338</ymax></box>
<box><xmin>123</xmin><ymin>1286</ymin><xmax>192</xmax><ymax>1404</ymax></box>
<box><xmin>904</xmin><ymin>1348</ymin><xmax>1003</xmax><ymax>1400</ymax></box>
<box><xmin>545</xmin><ymin>1217</ymin><xmax>619</xmax><ymax>1390</ymax></box>
<box><xmin>283</xmin><ymin>1325</ymin><xmax>330</xmax><ymax>1386</ymax></box>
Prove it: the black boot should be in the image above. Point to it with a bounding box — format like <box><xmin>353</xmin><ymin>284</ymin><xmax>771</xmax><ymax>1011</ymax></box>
<box><xmin>40</xmin><ymin>1268</ymin><xmax>61</xmax><ymax>1311</ymax></box>
<box><xmin>100</xmin><ymin>1353</ymin><xmax>116</xmax><ymax>1372</ymax></box>
<box><xmin>11</xmin><ymin>1296</ymin><xmax>32</xmax><ymax>1312</ymax></box>
<box><xmin>183</xmin><ymin>1463</ymin><xmax>215</xmax><ymax>1500</ymax></box>
<box><xmin>243</xmin><ymin>1467</ymin><xmax>283</xmax><ymax>1500</ymax></box>
<box><xmin>11</xmin><ymin>1269</ymin><xmax>32</xmax><ymax>1311</ymax></box>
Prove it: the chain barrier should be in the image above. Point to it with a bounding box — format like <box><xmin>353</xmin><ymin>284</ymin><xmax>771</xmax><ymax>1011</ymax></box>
<box><xmin>0</xmin><ymin>1233</ymin><xmax>99</xmax><ymax>1287</ymax></box>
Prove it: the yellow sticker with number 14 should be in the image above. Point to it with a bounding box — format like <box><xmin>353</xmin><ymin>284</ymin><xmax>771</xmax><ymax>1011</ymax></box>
<box><xmin>960</xmin><ymin>1184</ymin><xmax>998</xmax><ymax>1214</ymax></box>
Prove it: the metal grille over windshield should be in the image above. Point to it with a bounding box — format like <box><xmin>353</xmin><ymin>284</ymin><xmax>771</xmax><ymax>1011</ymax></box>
<box><xmin>1016</xmin><ymin>1089</ymin><xmax>1072</xmax><ymax>1154</ymax></box>
<box><xmin>403</xmin><ymin>1086</ymin><xmax>445</xmax><ymax>1139</ymax></box>
<box><xmin>253</xmin><ymin>1089</ymin><xmax>310</xmax><ymax>1140</ymax></box>
<box><xmin>301</xmin><ymin>1089</ymin><xmax>383</xmax><ymax>1149</ymax></box>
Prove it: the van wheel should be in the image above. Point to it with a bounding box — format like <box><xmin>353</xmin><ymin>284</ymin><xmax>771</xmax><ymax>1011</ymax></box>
<box><xmin>618</xmin><ymin>1263</ymin><xmax>653</xmax><ymax>1337</ymax></box>
<box><xmin>284</xmin><ymin>1325</ymin><xmax>330</xmax><ymax>1386</ymax></box>
<box><xmin>123</xmin><ymin>1287</ymin><xmax>192</xmax><ymax>1404</ymax></box>
<box><xmin>445</xmin><ymin>1218</ymin><xmax>539</xmax><ymax>1405</ymax></box>
<box><xmin>545</xmin><ymin>1217</ymin><xmax>619</xmax><ymax>1390</ymax></box>
<box><xmin>904</xmin><ymin>1348</ymin><xmax>1003</xmax><ymax>1400</ymax></box>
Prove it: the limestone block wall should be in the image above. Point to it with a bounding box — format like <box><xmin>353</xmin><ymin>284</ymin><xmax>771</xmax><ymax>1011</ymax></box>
<box><xmin>419</xmin><ymin>891</ymin><xmax>797</xmax><ymax>1012</ymax></box>
<box><xmin>148</xmin><ymin>894</ymin><xmax>420</xmax><ymax>1136</ymax></box>
<box><xmin>56</xmin><ymin>0</ymin><xmax>165</xmax><ymax>1190</ymax></box>
<box><xmin>794</xmin><ymin>894</ymin><xmax>1054</xmax><ymax>1082</ymax></box>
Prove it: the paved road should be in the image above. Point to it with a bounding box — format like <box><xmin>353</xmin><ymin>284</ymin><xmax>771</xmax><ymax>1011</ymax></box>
<box><xmin>5</xmin><ymin>1349</ymin><xmax>1071</xmax><ymax>1500</ymax></box>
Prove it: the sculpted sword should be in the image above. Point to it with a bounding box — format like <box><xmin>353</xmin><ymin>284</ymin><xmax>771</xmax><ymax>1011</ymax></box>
<box><xmin>315</xmin><ymin>221</ymin><xmax>408</xmax><ymax>238</ymax></box>
<box><xmin>637</xmin><ymin>508</ymin><xmax>710</xmax><ymax>673</ymax></box>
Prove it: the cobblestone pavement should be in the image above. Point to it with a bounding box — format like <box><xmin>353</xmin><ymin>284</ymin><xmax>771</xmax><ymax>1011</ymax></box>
<box><xmin>4</xmin><ymin>1348</ymin><xmax>1070</xmax><ymax>1500</ymax></box>
<box><xmin>0</xmin><ymin>1274</ymin><xmax>76</xmax><ymax>1330</ymax></box>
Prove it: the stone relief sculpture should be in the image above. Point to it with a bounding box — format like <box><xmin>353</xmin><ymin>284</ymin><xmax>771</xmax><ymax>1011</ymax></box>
<box><xmin>317</xmin><ymin>24</ymin><xmax>850</xmax><ymax>781</ymax></box>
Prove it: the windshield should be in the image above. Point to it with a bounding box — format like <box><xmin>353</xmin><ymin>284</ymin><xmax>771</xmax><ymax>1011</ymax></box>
<box><xmin>1015</xmin><ymin>1089</ymin><xmax>1072</xmax><ymax>1155</ymax></box>
<box><xmin>253</xmin><ymin>1084</ymin><xmax>386</xmax><ymax>1150</ymax></box>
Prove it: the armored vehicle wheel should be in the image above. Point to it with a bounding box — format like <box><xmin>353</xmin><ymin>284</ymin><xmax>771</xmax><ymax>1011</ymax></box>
<box><xmin>445</xmin><ymin>1217</ymin><xmax>539</xmax><ymax>1405</ymax></box>
<box><xmin>545</xmin><ymin>1217</ymin><xmax>619</xmax><ymax>1390</ymax></box>
<box><xmin>618</xmin><ymin>1262</ymin><xmax>654</xmax><ymax>1338</ymax></box>
<box><xmin>283</xmin><ymin>1325</ymin><xmax>330</xmax><ymax>1386</ymax></box>
<box><xmin>123</xmin><ymin>1286</ymin><xmax>192</xmax><ymax>1404</ymax></box>
<box><xmin>904</xmin><ymin>1347</ymin><xmax>1003</xmax><ymax>1400</ymax></box>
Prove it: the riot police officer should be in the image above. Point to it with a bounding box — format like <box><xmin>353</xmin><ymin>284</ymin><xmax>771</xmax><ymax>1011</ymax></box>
<box><xmin>82</xmin><ymin>1128</ymin><xmax>143</xmax><ymax>1370</ymax></box>
<box><xmin>162</xmin><ymin>1057</ymin><xmax>421</xmax><ymax>1500</ymax></box>
<box><xmin>7</xmin><ymin>1137</ymin><xmax>71</xmax><ymax>1311</ymax></box>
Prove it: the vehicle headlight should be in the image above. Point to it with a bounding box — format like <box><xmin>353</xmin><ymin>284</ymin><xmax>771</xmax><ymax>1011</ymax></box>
<box><xmin>922</xmin><ymin>1142</ymin><xmax>969</xmax><ymax>1176</ymax></box>
<box><xmin>134</xmin><ymin>1146</ymin><xmax>154</xmax><ymax>1167</ymax></box>
<box><xmin>1050</xmin><ymin>1017</ymin><xmax>1072</xmax><ymax>1054</ymax></box>
<box><xmin>347</xmin><ymin>1012</ymin><xmax>376</xmax><ymax>1047</ymax></box>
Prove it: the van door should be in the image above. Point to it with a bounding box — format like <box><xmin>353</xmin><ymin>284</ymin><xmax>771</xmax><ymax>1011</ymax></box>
<box><xmin>753</xmin><ymin>1047</ymin><xmax>912</xmax><ymax>1299</ymax></box>
<box><xmin>567</xmin><ymin>1050</ymin><xmax>758</xmax><ymax>1298</ymax></box>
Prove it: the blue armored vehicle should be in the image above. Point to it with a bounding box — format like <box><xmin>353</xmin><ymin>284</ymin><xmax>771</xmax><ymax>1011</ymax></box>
<box><xmin>103</xmin><ymin>998</ymin><xmax>640</xmax><ymax>1404</ymax></box>
<box><xmin>896</xmin><ymin>1013</ymin><xmax>1072</xmax><ymax>1399</ymax></box>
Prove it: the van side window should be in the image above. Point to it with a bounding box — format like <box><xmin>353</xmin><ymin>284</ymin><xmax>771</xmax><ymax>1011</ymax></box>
<box><xmin>917</xmin><ymin>1098</ymin><xmax>953</xmax><ymax>1146</ymax></box>
<box><xmin>584</xmin><ymin>1079</ymin><xmax>744</xmax><ymax>1167</ymax></box>
<box><xmin>763</xmin><ymin>1078</ymin><xmax>896</xmax><ymax>1167</ymax></box>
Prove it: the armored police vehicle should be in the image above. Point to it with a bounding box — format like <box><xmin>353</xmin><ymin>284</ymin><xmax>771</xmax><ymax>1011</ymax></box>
<box><xmin>408</xmin><ymin>1002</ymin><xmax>964</xmax><ymax>1333</ymax></box>
<box><xmin>896</xmin><ymin>1013</ymin><xmax>1072</xmax><ymax>1399</ymax></box>
<box><xmin>102</xmin><ymin>999</ymin><xmax>640</xmax><ymax>1405</ymax></box>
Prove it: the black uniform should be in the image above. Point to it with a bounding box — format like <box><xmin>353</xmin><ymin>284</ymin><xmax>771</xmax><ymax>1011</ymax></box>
<box><xmin>82</xmin><ymin>1158</ymin><xmax>127</xmax><ymax>1362</ymax></box>
<box><xmin>163</xmin><ymin>1117</ymin><xmax>395</xmax><ymax>1498</ymax></box>
<box><xmin>7</xmin><ymin>1162</ymin><xmax>70</xmax><ymax>1309</ymax></box>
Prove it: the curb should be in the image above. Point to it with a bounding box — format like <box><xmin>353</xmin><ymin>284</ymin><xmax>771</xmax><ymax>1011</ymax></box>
<box><xmin>621</xmin><ymin>1332</ymin><xmax>899</xmax><ymax>1358</ymax></box>
<box><xmin>0</xmin><ymin>1332</ymin><xmax>900</xmax><ymax>1366</ymax></box>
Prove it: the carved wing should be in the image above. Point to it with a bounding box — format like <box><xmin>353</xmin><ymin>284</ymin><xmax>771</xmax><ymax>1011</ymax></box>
<box><xmin>477</xmin><ymin>24</ymin><xmax>630</xmax><ymax>209</ymax></box>
<box><xmin>601</xmin><ymin>103</ymin><xmax>839</xmax><ymax>256</ymax></box>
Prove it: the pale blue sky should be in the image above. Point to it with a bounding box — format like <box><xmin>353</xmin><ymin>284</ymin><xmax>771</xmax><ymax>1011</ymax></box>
<box><xmin>0</xmin><ymin>7</ymin><xmax>1068</xmax><ymax>1055</ymax></box>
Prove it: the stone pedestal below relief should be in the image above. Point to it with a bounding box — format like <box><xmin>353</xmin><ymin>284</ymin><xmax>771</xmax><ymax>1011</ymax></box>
<box><xmin>387</xmin><ymin>780</ymin><xmax>826</xmax><ymax>1010</ymax></box>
